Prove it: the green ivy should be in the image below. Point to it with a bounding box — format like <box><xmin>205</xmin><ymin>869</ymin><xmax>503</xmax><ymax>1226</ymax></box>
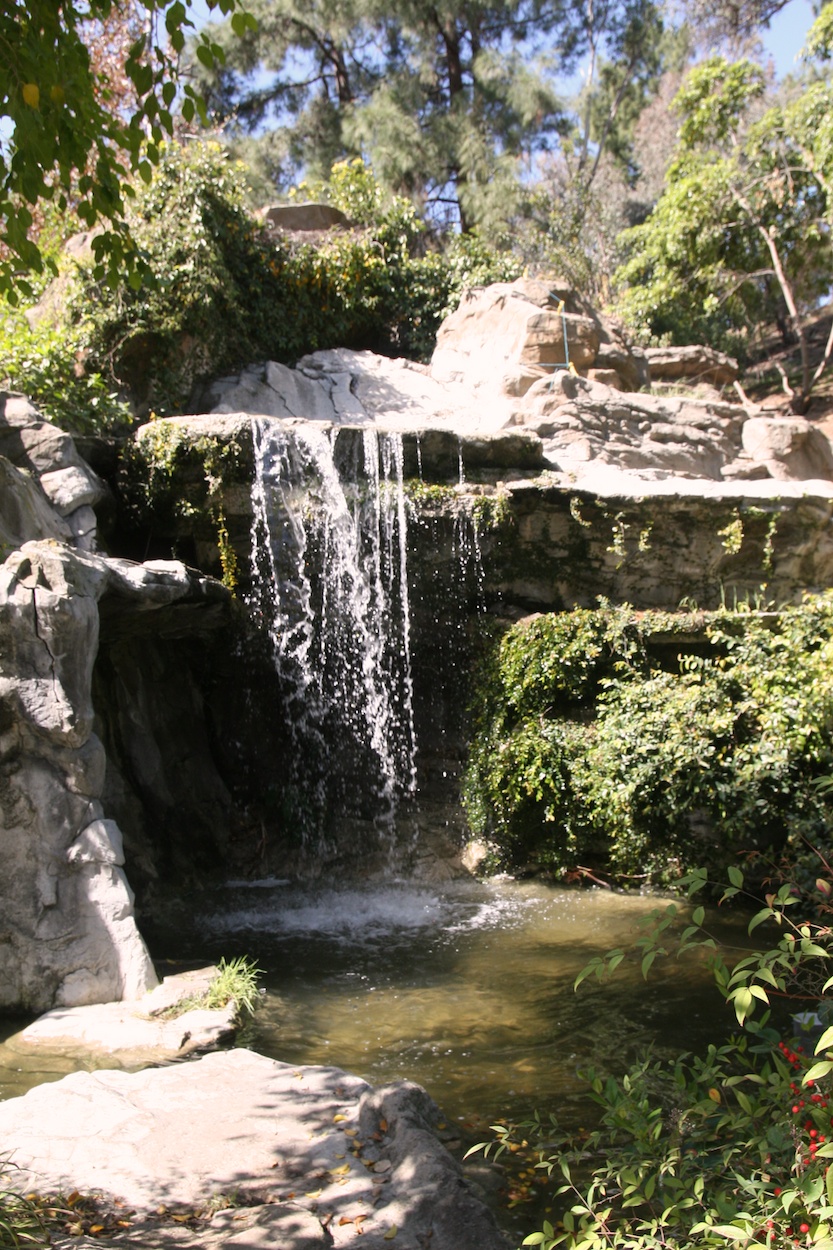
<box><xmin>463</xmin><ymin>599</ymin><xmax>833</xmax><ymax>882</ymax></box>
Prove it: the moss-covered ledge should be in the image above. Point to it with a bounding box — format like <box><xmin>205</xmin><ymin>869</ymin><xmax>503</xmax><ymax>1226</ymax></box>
<box><xmin>115</xmin><ymin>415</ymin><xmax>833</xmax><ymax>616</ymax></box>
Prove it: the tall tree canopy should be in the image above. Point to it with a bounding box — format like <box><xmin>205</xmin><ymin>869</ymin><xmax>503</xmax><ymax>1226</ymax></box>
<box><xmin>614</xmin><ymin>9</ymin><xmax>833</xmax><ymax>409</ymax></box>
<box><xmin>192</xmin><ymin>0</ymin><xmax>671</xmax><ymax>232</ymax></box>
<box><xmin>0</xmin><ymin>0</ymin><xmax>252</xmax><ymax>300</ymax></box>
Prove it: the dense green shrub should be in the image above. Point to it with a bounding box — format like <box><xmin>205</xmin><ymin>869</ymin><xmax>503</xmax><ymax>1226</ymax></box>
<box><xmin>0</xmin><ymin>307</ymin><xmax>133</xmax><ymax>434</ymax></box>
<box><xmin>64</xmin><ymin>145</ymin><xmax>520</xmax><ymax>415</ymax></box>
<box><xmin>463</xmin><ymin>599</ymin><xmax>833</xmax><ymax>882</ymax></box>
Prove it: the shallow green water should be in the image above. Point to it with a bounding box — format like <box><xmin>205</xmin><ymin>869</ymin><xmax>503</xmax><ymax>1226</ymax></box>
<box><xmin>0</xmin><ymin>880</ymin><xmax>746</xmax><ymax>1117</ymax></box>
<box><xmin>148</xmin><ymin>877</ymin><xmax>746</xmax><ymax>1130</ymax></box>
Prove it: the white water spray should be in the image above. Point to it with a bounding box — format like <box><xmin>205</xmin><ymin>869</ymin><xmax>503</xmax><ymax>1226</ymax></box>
<box><xmin>248</xmin><ymin>419</ymin><xmax>417</xmax><ymax>841</ymax></box>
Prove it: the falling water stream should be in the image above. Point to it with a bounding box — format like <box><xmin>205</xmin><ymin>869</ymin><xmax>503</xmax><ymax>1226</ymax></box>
<box><xmin>247</xmin><ymin>419</ymin><xmax>417</xmax><ymax>841</ymax></box>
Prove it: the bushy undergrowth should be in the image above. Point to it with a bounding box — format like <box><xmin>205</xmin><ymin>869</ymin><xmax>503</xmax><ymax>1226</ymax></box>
<box><xmin>0</xmin><ymin>309</ymin><xmax>132</xmax><ymax>435</ymax></box>
<box><xmin>463</xmin><ymin>598</ymin><xmax>833</xmax><ymax>882</ymax></box>
<box><xmin>3</xmin><ymin>145</ymin><xmax>520</xmax><ymax>426</ymax></box>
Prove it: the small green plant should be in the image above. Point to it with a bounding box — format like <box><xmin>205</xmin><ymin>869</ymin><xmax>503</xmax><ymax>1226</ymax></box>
<box><xmin>201</xmin><ymin>956</ymin><xmax>263</xmax><ymax>1017</ymax></box>
<box><xmin>215</xmin><ymin>510</ymin><xmax>239</xmax><ymax>594</ymax></box>
<box><xmin>0</xmin><ymin>1156</ymin><xmax>47</xmax><ymax>1247</ymax></box>
<box><xmin>718</xmin><ymin>512</ymin><xmax>744</xmax><ymax>556</ymax></box>
<box><xmin>159</xmin><ymin>956</ymin><xmax>263</xmax><ymax>1022</ymax></box>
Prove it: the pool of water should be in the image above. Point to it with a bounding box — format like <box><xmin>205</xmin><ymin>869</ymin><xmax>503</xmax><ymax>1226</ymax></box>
<box><xmin>0</xmin><ymin>879</ymin><xmax>747</xmax><ymax>1116</ymax></box>
<box><xmin>147</xmin><ymin>877</ymin><xmax>745</xmax><ymax>1129</ymax></box>
<box><xmin>0</xmin><ymin>877</ymin><xmax>752</xmax><ymax>1239</ymax></box>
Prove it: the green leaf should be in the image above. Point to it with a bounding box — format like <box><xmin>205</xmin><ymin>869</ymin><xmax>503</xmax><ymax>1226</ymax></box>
<box><xmin>815</xmin><ymin>1025</ymin><xmax>833</xmax><ymax>1054</ymax></box>
<box><xmin>748</xmin><ymin>908</ymin><xmax>774</xmax><ymax>933</ymax></box>
<box><xmin>728</xmin><ymin>865</ymin><xmax>744</xmax><ymax>888</ymax></box>
<box><xmin>804</xmin><ymin>1060</ymin><xmax>833</xmax><ymax>1083</ymax></box>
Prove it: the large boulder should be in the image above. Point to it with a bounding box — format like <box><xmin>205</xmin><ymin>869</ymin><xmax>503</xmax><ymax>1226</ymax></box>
<box><xmin>645</xmin><ymin>344</ymin><xmax>740</xmax><ymax>387</ymax></box>
<box><xmin>261</xmin><ymin>202</ymin><xmax>350</xmax><ymax>232</ymax></box>
<box><xmin>430</xmin><ymin>278</ymin><xmax>649</xmax><ymax>399</ymax></box>
<box><xmin>0</xmin><ymin>1049</ymin><xmax>509</xmax><ymax>1250</ymax></box>
<box><xmin>741</xmin><ymin>416</ymin><xmax>833</xmax><ymax>481</ymax></box>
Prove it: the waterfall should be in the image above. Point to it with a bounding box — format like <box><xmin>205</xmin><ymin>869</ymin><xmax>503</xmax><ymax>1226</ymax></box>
<box><xmin>248</xmin><ymin>419</ymin><xmax>417</xmax><ymax>847</ymax></box>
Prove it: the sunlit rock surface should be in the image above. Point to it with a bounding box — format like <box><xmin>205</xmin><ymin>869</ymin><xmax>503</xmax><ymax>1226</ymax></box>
<box><xmin>0</xmin><ymin>394</ymin><xmax>233</xmax><ymax>1010</ymax></box>
<box><xmin>0</xmin><ymin>1049</ymin><xmax>509</xmax><ymax>1250</ymax></box>
<box><xmin>201</xmin><ymin>280</ymin><xmax>833</xmax><ymax>488</ymax></box>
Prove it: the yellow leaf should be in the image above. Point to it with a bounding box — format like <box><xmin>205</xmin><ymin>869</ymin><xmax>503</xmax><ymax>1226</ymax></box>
<box><xmin>330</xmin><ymin>1164</ymin><xmax>351</xmax><ymax>1175</ymax></box>
<box><xmin>384</xmin><ymin>1225</ymin><xmax>398</xmax><ymax>1240</ymax></box>
<box><xmin>708</xmin><ymin>1088</ymin><xmax>721</xmax><ymax>1103</ymax></box>
<box><xmin>305</xmin><ymin>1189</ymin><xmax>322</xmax><ymax>1199</ymax></box>
<box><xmin>334</xmin><ymin>1113</ymin><xmax>347</xmax><ymax>1122</ymax></box>
<box><xmin>22</xmin><ymin>83</ymin><xmax>39</xmax><ymax>108</ymax></box>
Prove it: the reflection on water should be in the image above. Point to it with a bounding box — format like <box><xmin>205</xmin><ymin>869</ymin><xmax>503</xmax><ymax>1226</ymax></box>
<box><xmin>0</xmin><ymin>879</ymin><xmax>746</xmax><ymax>1129</ymax></box>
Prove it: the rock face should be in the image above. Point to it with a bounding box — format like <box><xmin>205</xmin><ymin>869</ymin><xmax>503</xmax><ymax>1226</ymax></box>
<box><xmin>0</xmin><ymin>395</ymin><xmax>233</xmax><ymax>1010</ymax></box>
<box><xmin>0</xmin><ymin>539</ymin><xmax>231</xmax><ymax>1010</ymax></box>
<box><xmin>0</xmin><ymin>1049</ymin><xmax>509</xmax><ymax>1250</ymax></box>
<box><xmin>200</xmin><ymin>281</ymin><xmax>833</xmax><ymax>488</ymax></box>
<box><xmin>0</xmin><ymin>393</ymin><xmax>107</xmax><ymax>552</ymax></box>
<box><xmin>644</xmin><ymin>344</ymin><xmax>740</xmax><ymax>386</ymax></box>
<box><xmin>509</xmin><ymin>372</ymin><xmax>833</xmax><ymax>484</ymax></box>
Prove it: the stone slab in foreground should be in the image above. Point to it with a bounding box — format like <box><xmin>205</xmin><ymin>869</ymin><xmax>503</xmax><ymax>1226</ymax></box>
<box><xmin>0</xmin><ymin>1048</ymin><xmax>509</xmax><ymax>1250</ymax></box>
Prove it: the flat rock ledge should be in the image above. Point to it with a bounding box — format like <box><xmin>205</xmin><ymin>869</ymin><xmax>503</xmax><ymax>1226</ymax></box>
<box><xmin>4</xmin><ymin>968</ymin><xmax>239</xmax><ymax>1070</ymax></box>
<box><xmin>0</xmin><ymin>1048</ymin><xmax>509</xmax><ymax>1250</ymax></box>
